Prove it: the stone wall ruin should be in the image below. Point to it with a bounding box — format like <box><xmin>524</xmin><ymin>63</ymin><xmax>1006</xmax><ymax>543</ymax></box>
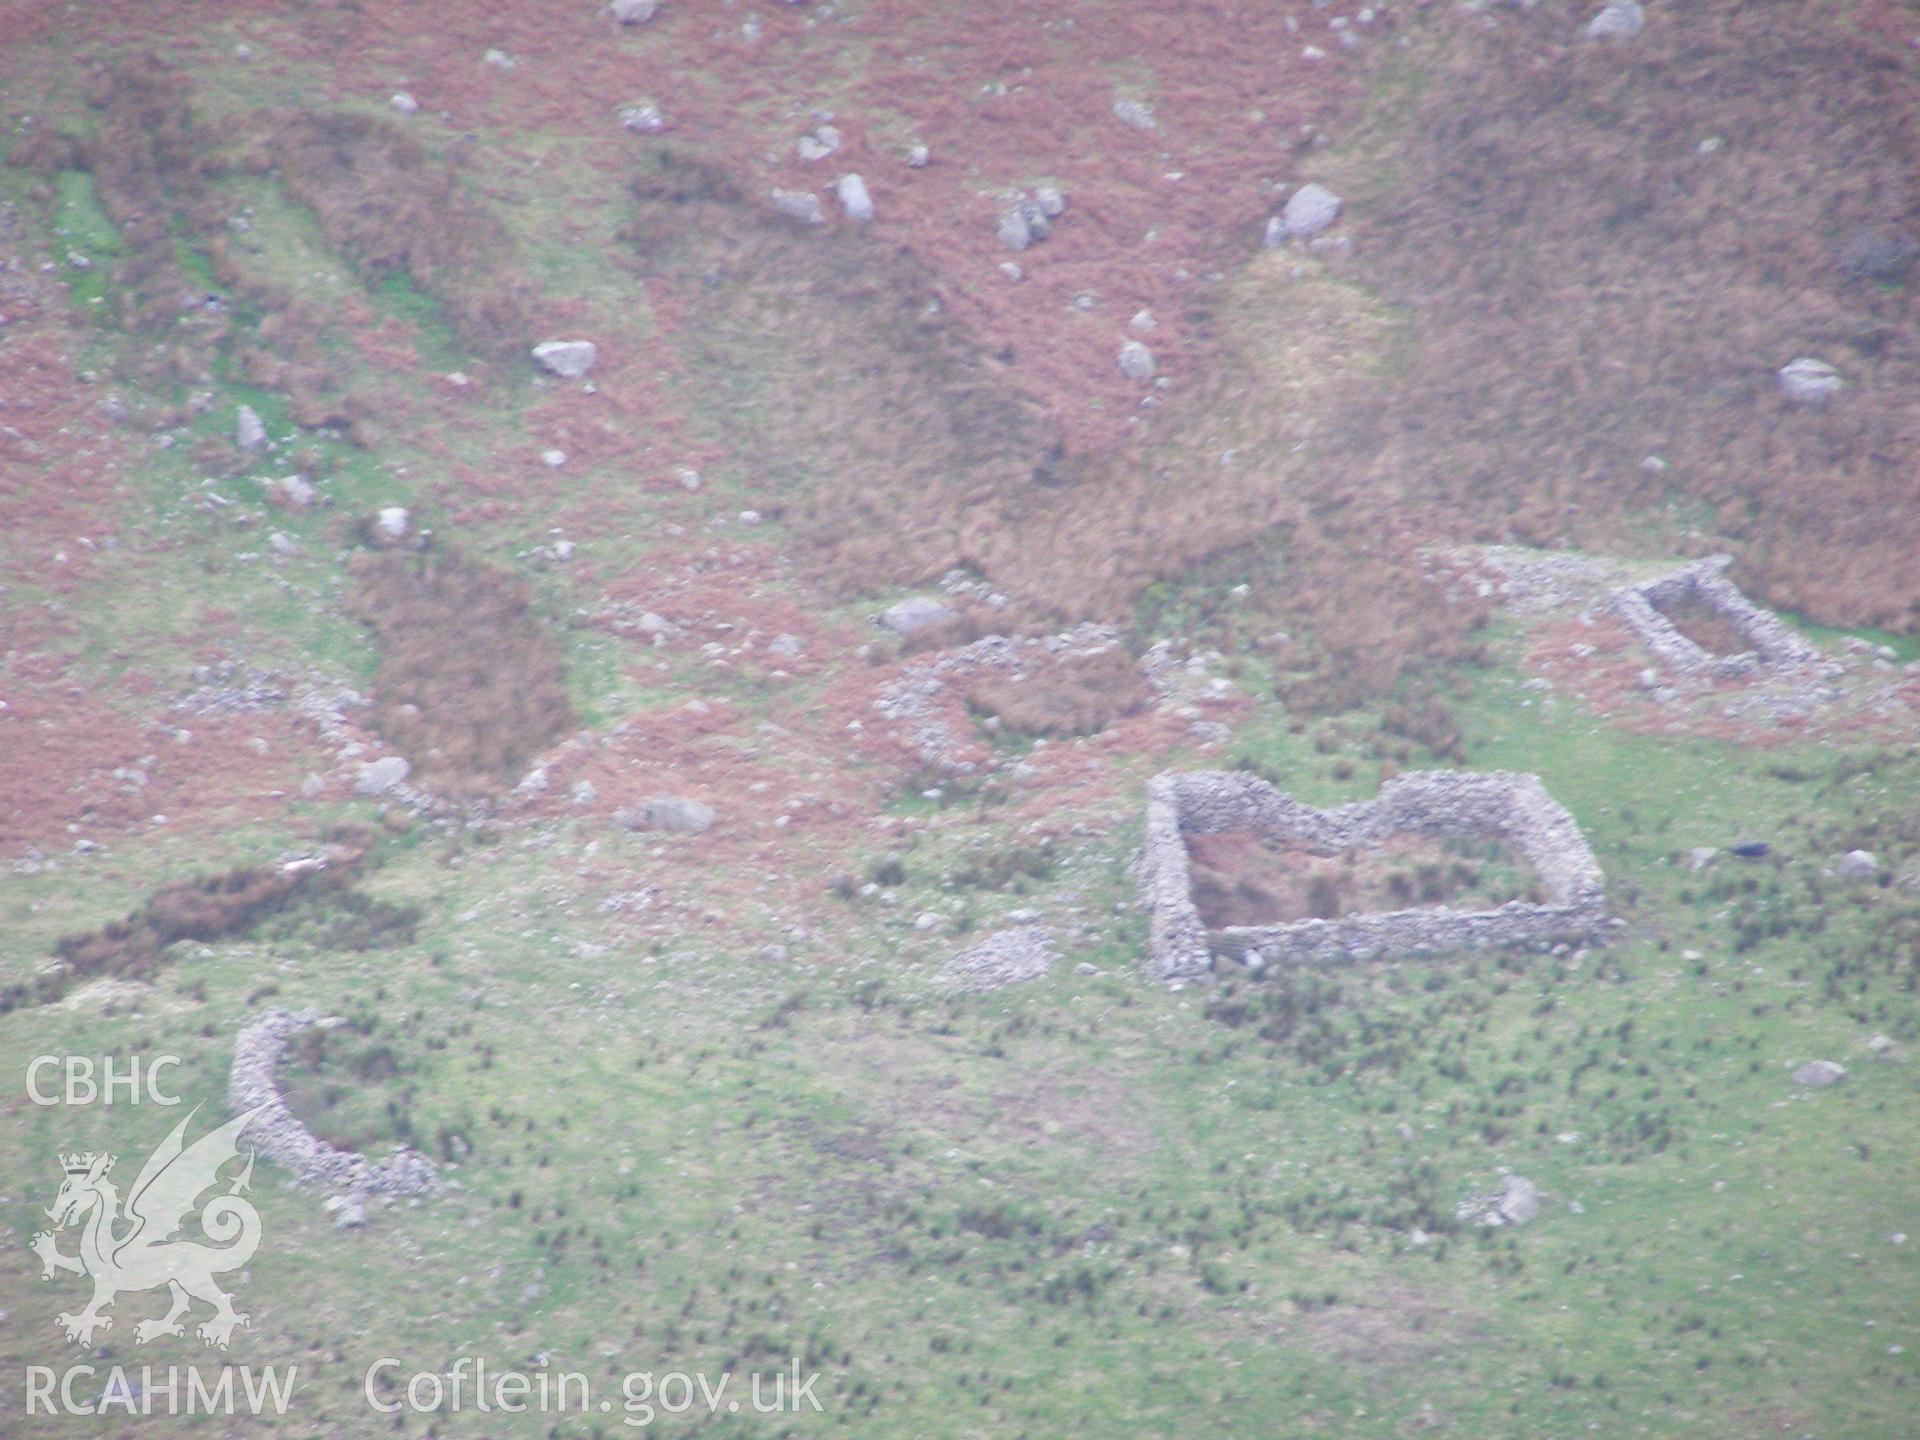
<box><xmin>229</xmin><ymin>1007</ymin><xmax>440</xmax><ymax>1196</ymax></box>
<box><xmin>1142</xmin><ymin>769</ymin><xmax>1606</xmax><ymax>979</ymax></box>
<box><xmin>1609</xmin><ymin>555</ymin><xmax>1822</xmax><ymax>679</ymax></box>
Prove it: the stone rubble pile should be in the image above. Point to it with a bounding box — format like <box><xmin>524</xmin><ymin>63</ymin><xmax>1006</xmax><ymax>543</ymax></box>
<box><xmin>941</xmin><ymin>924</ymin><xmax>1056</xmax><ymax>991</ymax></box>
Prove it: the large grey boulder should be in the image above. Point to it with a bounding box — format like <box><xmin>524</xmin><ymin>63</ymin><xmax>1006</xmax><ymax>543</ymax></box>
<box><xmin>1792</xmin><ymin>1059</ymin><xmax>1846</xmax><ymax>1087</ymax></box>
<box><xmin>880</xmin><ymin>596</ymin><xmax>957</xmax><ymax>635</ymax></box>
<box><xmin>1839</xmin><ymin>228</ymin><xmax>1919</xmax><ymax>284</ymax></box>
<box><xmin>1778</xmin><ymin>357</ymin><xmax>1841</xmax><ymax>405</ymax></box>
<box><xmin>531</xmin><ymin>340</ymin><xmax>598</xmax><ymax>378</ymax></box>
<box><xmin>1495</xmin><ymin>1175</ymin><xmax>1541</xmax><ymax>1226</ymax></box>
<box><xmin>1585</xmin><ymin>0</ymin><xmax>1645</xmax><ymax>39</ymax></box>
<box><xmin>1281</xmin><ymin>183</ymin><xmax>1342</xmax><ymax>239</ymax></box>
<box><xmin>1117</xmin><ymin>340</ymin><xmax>1157</xmax><ymax>381</ymax></box>
<box><xmin>355</xmin><ymin>756</ymin><xmax>411</xmax><ymax>796</ymax></box>
<box><xmin>236</xmin><ymin>405</ymin><xmax>267</xmax><ymax>453</ymax></box>
<box><xmin>621</xmin><ymin>796</ymin><xmax>715</xmax><ymax>835</ymax></box>
<box><xmin>771</xmin><ymin>188</ymin><xmax>825</xmax><ymax>225</ymax></box>
<box><xmin>1033</xmin><ymin>185</ymin><xmax>1068</xmax><ymax>219</ymax></box>
<box><xmin>997</xmin><ymin>208</ymin><xmax>1033</xmax><ymax>251</ymax></box>
<box><xmin>609</xmin><ymin>0</ymin><xmax>658</xmax><ymax>22</ymax></box>
<box><xmin>1838</xmin><ymin>849</ymin><xmax>1879</xmax><ymax>881</ymax></box>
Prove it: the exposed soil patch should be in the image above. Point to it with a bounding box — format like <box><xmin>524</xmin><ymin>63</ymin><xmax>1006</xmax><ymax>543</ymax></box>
<box><xmin>346</xmin><ymin>544</ymin><xmax>574</xmax><ymax>797</ymax></box>
<box><xmin>1655</xmin><ymin>592</ymin><xmax>1752</xmax><ymax>659</ymax></box>
<box><xmin>1185</xmin><ymin>830</ymin><xmax>1542</xmax><ymax>930</ymax></box>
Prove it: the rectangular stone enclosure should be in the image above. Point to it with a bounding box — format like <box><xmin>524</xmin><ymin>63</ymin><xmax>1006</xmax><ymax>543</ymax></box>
<box><xmin>1142</xmin><ymin>770</ymin><xmax>1606</xmax><ymax>979</ymax></box>
<box><xmin>1609</xmin><ymin>555</ymin><xmax>1821</xmax><ymax>679</ymax></box>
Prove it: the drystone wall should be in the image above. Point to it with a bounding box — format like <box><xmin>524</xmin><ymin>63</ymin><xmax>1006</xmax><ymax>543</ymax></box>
<box><xmin>1142</xmin><ymin>769</ymin><xmax>1606</xmax><ymax>979</ymax></box>
<box><xmin>229</xmin><ymin>1007</ymin><xmax>440</xmax><ymax>1196</ymax></box>
<box><xmin>1610</xmin><ymin>556</ymin><xmax>1822</xmax><ymax>678</ymax></box>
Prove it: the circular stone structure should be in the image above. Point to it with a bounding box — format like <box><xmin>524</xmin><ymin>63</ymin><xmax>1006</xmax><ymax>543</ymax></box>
<box><xmin>228</xmin><ymin>1007</ymin><xmax>439</xmax><ymax>1196</ymax></box>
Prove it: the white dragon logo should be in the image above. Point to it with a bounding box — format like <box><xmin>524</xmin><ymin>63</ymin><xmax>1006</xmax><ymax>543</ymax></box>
<box><xmin>31</xmin><ymin>1105</ymin><xmax>266</xmax><ymax>1349</ymax></box>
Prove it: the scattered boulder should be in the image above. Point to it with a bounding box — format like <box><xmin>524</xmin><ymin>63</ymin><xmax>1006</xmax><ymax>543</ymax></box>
<box><xmin>1118</xmin><ymin>340</ymin><xmax>1156</xmax><ymax>382</ymax></box>
<box><xmin>1113</xmin><ymin>97</ymin><xmax>1156</xmax><ymax>131</ymax></box>
<box><xmin>997</xmin><ymin>208</ymin><xmax>1033</xmax><ymax>252</ymax></box>
<box><xmin>376</xmin><ymin>506</ymin><xmax>409</xmax><ymax>539</ymax></box>
<box><xmin>1777</xmin><ymin>357</ymin><xmax>1841</xmax><ymax>406</ymax></box>
<box><xmin>1685</xmin><ymin>846</ymin><xmax>1719</xmax><ymax>871</ymax></box>
<box><xmin>541</xmin><ymin>448</ymin><xmax>567</xmax><ymax>469</ymax></box>
<box><xmin>483</xmin><ymin>48</ymin><xmax>515</xmax><ymax>70</ymax></box>
<box><xmin>1729</xmin><ymin>840</ymin><xmax>1770</xmax><ymax>859</ymax></box>
<box><xmin>389</xmin><ymin>93</ymin><xmax>420</xmax><ymax>116</ymax></box>
<box><xmin>323</xmin><ymin>1193</ymin><xmax>367</xmax><ymax>1229</ymax></box>
<box><xmin>772</xmin><ymin>188</ymin><xmax>826</xmax><ymax>225</ymax></box>
<box><xmin>906</xmin><ymin>144</ymin><xmax>930</xmax><ymax>169</ymax></box>
<box><xmin>1792</xmin><ymin>1059</ymin><xmax>1846</xmax><ymax>1087</ymax></box>
<box><xmin>1584</xmin><ymin>0</ymin><xmax>1645</xmax><ymax>39</ymax></box>
<box><xmin>1838</xmin><ymin>228</ymin><xmax>1919</xmax><ymax>284</ymax></box>
<box><xmin>1838</xmin><ymin>849</ymin><xmax>1879</xmax><ymax>881</ymax></box>
<box><xmin>355</xmin><ymin>756</ymin><xmax>411</xmax><ymax>796</ymax></box>
<box><xmin>1460</xmin><ymin>1173</ymin><xmax>1544</xmax><ymax>1227</ymax></box>
<box><xmin>797</xmin><ymin>125</ymin><xmax>841</xmax><ymax>162</ymax></box>
<box><xmin>609</xmin><ymin>0</ymin><xmax>659</xmax><ymax>22</ymax></box>
<box><xmin>235</xmin><ymin>405</ymin><xmax>267</xmax><ymax>453</ymax></box>
<box><xmin>1280</xmin><ymin>182</ymin><xmax>1341</xmax><ymax>240</ymax></box>
<box><xmin>1495</xmin><ymin>1175</ymin><xmax>1541</xmax><ymax>1226</ymax></box>
<box><xmin>879</xmin><ymin>595</ymin><xmax>957</xmax><ymax>635</ymax></box>
<box><xmin>621</xmin><ymin>796</ymin><xmax>715</xmax><ymax>835</ymax></box>
<box><xmin>1033</xmin><ymin>184</ymin><xmax>1068</xmax><ymax>218</ymax></box>
<box><xmin>619</xmin><ymin>100</ymin><xmax>668</xmax><ymax>133</ymax></box>
<box><xmin>836</xmin><ymin>173</ymin><xmax>874</xmax><ymax>223</ymax></box>
<box><xmin>531</xmin><ymin>340</ymin><xmax>598</xmax><ymax>378</ymax></box>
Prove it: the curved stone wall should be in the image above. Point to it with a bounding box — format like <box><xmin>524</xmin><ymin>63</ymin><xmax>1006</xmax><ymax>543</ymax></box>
<box><xmin>229</xmin><ymin>1007</ymin><xmax>440</xmax><ymax>1196</ymax></box>
<box><xmin>1142</xmin><ymin>769</ymin><xmax>1606</xmax><ymax>979</ymax></box>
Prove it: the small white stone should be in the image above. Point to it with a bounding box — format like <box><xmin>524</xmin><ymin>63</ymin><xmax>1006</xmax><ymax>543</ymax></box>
<box><xmin>1778</xmin><ymin>357</ymin><xmax>1841</xmax><ymax>406</ymax></box>
<box><xmin>836</xmin><ymin>173</ymin><xmax>874</xmax><ymax>223</ymax></box>
<box><xmin>541</xmin><ymin>449</ymin><xmax>567</xmax><ymax>469</ymax></box>
<box><xmin>390</xmin><ymin>93</ymin><xmax>420</xmax><ymax>115</ymax></box>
